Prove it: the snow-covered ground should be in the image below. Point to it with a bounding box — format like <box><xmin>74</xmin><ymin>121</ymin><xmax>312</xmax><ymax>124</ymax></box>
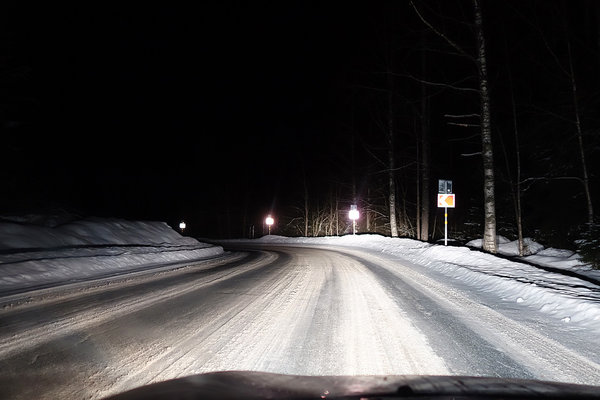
<box><xmin>466</xmin><ymin>235</ymin><xmax>589</xmax><ymax>273</ymax></box>
<box><xmin>2</xmin><ymin>217</ymin><xmax>600</xmax><ymax>398</ymax></box>
<box><xmin>1</xmin><ymin>215</ymin><xmax>598</xmax><ymax>334</ymax></box>
<box><xmin>240</xmin><ymin>234</ymin><xmax>600</xmax><ymax>333</ymax></box>
<box><xmin>0</xmin><ymin>216</ymin><xmax>224</xmax><ymax>294</ymax></box>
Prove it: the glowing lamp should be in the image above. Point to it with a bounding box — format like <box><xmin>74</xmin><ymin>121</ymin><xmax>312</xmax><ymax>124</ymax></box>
<box><xmin>349</xmin><ymin>205</ymin><xmax>359</xmax><ymax>235</ymax></box>
<box><xmin>265</xmin><ymin>215</ymin><xmax>274</xmax><ymax>234</ymax></box>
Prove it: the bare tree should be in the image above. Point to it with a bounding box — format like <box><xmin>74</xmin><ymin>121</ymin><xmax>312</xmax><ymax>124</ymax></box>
<box><xmin>508</xmin><ymin>61</ymin><xmax>525</xmax><ymax>256</ymax></box>
<box><xmin>473</xmin><ymin>0</ymin><xmax>497</xmax><ymax>253</ymax></box>
<box><xmin>411</xmin><ymin>0</ymin><xmax>498</xmax><ymax>252</ymax></box>
<box><xmin>527</xmin><ymin>3</ymin><xmax>595</xmax><ymax>226</ymax></box>
<box><xmin>387</xmin><ymin>69</ymin><xmax>399</xmax><ymax>237</ymax></box>
<box><xmin>419</xmin><ymin>31</ymin><xmax>431</xmax><ymax>242</ymax></box>
<box><xmin>566</xmin><ymin>37</ymin><xmax>594</xmax><ymax>226</ymax></box>
<box><xmin>302</xmin><ymin>166</ymin><xmax>309</xmax><ymax>237</ymax></box>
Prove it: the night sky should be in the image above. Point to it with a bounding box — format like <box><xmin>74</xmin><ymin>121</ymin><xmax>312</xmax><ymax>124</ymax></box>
<box><xmin>2</xmin><ymin>2</ymin><xmax>599</xmax><ymax>242</ymax></box>
<box><xmin>4</xmin><ymin>3</ymin><xmax>358</xmax><ymax>232</ymax></box>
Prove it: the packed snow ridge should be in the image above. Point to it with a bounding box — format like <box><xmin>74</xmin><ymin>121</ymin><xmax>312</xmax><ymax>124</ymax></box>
<box><xmin>0</xmin><ymin>215</ymin><xmax>223</xmax><ymax>294</ymax></box>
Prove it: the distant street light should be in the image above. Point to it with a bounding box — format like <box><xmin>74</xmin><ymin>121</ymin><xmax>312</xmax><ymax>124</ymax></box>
<box><xmin>349</xmin><ymin>205</ymin><xmax>359</xmax><ymax>235</ymax></box>
<box><xmin>265</xmin><ymin>215</ymin><xmax>274</xmax><ymax>235</ymax></box>
<box><xmin>179</xmin><ymin>221</ymin><xmax>186</xmax><ymax>233</ymax></box>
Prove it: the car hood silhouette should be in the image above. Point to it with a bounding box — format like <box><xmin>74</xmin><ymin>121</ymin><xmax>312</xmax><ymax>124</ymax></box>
<box><xmin>104</xmin><ymin>371</ymin><xmax>600</xmax><ymax>400</ymax></box>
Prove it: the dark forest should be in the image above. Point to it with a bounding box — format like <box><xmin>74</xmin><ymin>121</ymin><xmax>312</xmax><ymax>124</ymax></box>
<box><xmin>1</xmin><ymin>1</ymin><xmax>599</xmax><ymax>261</ymax></box>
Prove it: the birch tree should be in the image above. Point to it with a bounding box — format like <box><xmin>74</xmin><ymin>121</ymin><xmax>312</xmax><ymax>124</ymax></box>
<box><xmin>411</xmin><ymin>0</ymin><xmax>497</xmax><ymax>252</ymax></box>
<box><xmin>473</xmin><ymin>0</ymin><xmax>497</xmax><ymax>252</ymax></box>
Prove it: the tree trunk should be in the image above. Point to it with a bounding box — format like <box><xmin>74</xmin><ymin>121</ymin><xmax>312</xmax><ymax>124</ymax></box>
<box><xmin>474</xmin><ymin>0</ymin><xmax>497</xmax><ymax>253</ymax></box>
<box><xmin>388</xmin><ymin>72</ymin><xmax>399</xmax><ymax>237</ymax></box>
<box><xmin>420</xmin><ymin>117</ymin><xmax>431</xmax><ymax>242</ymax></box>
<box><xmin>303</xmin><ymin>170</ymin><xmax>309</xmax><ymax>237</ymax></box>
<box><xmin>566</xmin><ymin>37</ymin><xmax>594</xmax><ymax>226</ymax></box>
<box><xmin>503</xmin><ymin>30</ymin><xmax>525</xmax><ymax>256</ymax></box>
<box><xmin>420</xmin><ymin>47</ymin><xmax>431</xmax><ymax>242</ymax></box>
<box><xmin>416</xmin><ymin>120</ymin><xmax>421</xmax><ymax>240</ymax></box>
<box><xmin>366</xmin><ymin>187</ymin><xmax>371</xmax><ymax>232</ymax></box>
<box><xmin>499</xmin><ymin>89</ymin><xmax>524</xmax><ymax>256</ymax></box>
<box><xmin>335</xmin><ymin>195</ymin><xmax>339</xmax><ymax>235</ymax></box>
<box><xmin>511</xmin><ymin>76</ymin><xmax>525</xmax><ymax>256</ymax></box>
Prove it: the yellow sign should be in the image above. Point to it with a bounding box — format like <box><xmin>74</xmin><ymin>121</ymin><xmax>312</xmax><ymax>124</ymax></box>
<box><xmin>437</xmin><ymin>194</ymin><xmax>455</xmax><ymax>208</ymax></box>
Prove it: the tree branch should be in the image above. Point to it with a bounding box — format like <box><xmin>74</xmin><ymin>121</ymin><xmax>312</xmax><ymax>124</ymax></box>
<box><xmin>448</xmin><ymin>133</ymin><xmax>480</xmax><ymax>142</ymax></box>
<box><xmin>447</xmin><ymin>122</ymin><xmax>480</xmax><ymax>128</ymax></box>
<box><xmin>410</xmin><ymin>0</ymin><xmax>476</xmax><ymax>63</ymax></box>
<box><xmin>391</xmin><ymin>71</ymin><xmax>479</xmax><ymax>92</ymax></box>
<box><xmin>445</xmin><ymin>113</ymin><xmax>480</xmax><ymax>118</ymax></box>
<box><xmin>520</xmin><ymin>176</ymin><xmax>584</xmax><ymax>186</ymax></box>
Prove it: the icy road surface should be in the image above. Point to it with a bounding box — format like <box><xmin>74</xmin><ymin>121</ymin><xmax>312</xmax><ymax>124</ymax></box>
<box><xmin>1</xmin><ymin>244</ymin><xmax>599</xmax><ymax>399</ymax></box>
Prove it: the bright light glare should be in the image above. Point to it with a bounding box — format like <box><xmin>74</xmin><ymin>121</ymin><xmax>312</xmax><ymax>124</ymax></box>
<box><xmin>349</xmin><ymin>209</ymin><xmax>359</xmax><ymax>220</ymax></box>
<box><xmin>265</xmin><ymin>216</ymin><xmax>274</xmax><ymax>226</ymax></box>
<box><xmin>179</xmin><ymin>221</ymin><xmax>186</xmax><ymax>230</ymax></box>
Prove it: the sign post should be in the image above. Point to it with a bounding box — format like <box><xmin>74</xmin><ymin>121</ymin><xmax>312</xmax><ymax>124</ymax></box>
<box><xmin>437</xmin><ymin>180</ymin><xmax>455</xmax><ymax>246</ymax></box>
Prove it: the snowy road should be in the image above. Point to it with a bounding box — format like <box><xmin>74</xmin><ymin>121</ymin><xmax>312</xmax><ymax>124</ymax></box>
<box><xmin>1</xmin><ymin>244</ymin><xmax>599</xmax><ymax>399</ymax></box>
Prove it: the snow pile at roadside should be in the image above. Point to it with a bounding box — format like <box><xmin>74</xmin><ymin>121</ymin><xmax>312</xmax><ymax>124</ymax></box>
<box><xmin>0</xmin><ymin>217</ymin><xmax>201</xmax><ymax>250</ymax></box>
<box><xmin>252</xmin><ymin>234</ymin><xmax>600</xmax><ymax>332</ymax></box>
<box><xmin>524</xmin><ymin>248</ymin><xmax>585</xmax><ymax>270</ymax></box>
<box><xmin>0</xmin><ymin>217</ymin><xmax>223</xmax><ymax>294</ymax></box>
<box><xmin>466</xmin><ymin>235</ymin><xmax>584</xmax><ymax>270</ymax></box>
<box><xmin>466</xmin><ymin>236</ymin><xmax>544</xmax><ymax>256</ymax></box>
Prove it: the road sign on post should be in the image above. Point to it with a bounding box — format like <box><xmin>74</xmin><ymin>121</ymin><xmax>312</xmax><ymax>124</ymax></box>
<box><xmin>437</xmin><ymin>180</ymin><xmax>454</xmax><ymax>246</ymax></box>
<box><xmin>437</xmin><ymin>194</ymin><xmax>455</xmax><ymax>208</ymax></box>
<box><xmin>438</xmin><ymin>179</ymin><xmax>453</xmax><ymax>194</ymax></box>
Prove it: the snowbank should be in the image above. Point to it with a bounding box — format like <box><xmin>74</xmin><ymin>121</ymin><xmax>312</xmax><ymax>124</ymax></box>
<box><xmin>466</xmin><ymin>236</ymin><xmax>545</xmax><ymax>256</ymax></box>
<box><xmin>0</xmin><ymin>217</ymin><xmax>223</xmax><ymax>294</ymax></box>
<box><xmin>0</xmin><ymin>217</ymin><xmax>200</xmax><ymax>250</ymax></box>
<box><xmin>467</xmin><ymin>235</ymin><xmax>589</xmax><ymax>272</ymax></box>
